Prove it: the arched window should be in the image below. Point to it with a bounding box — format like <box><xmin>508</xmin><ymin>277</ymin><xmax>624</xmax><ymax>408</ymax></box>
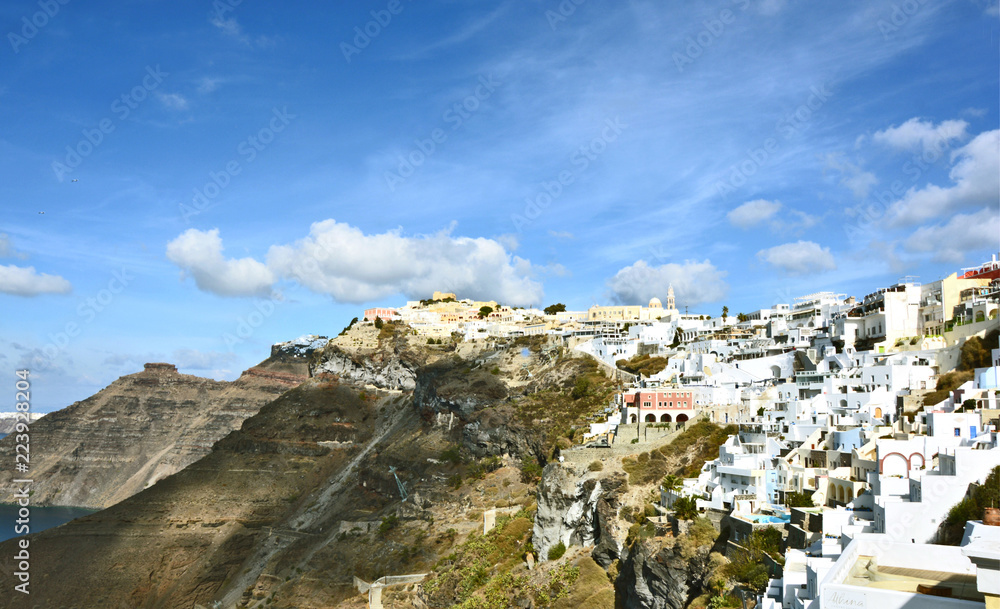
<box><xmin>645</xmin><ymin>414</ymin><xmax>656</xmax><ymax>422</ymax></box>
<box><xmin>661</xmin><ymin>414</ymin><xmax>672</xmax><ymax>422</ymax></box>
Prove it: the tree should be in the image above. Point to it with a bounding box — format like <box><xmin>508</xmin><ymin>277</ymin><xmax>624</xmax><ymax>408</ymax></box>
<box><xmin>544</xmin><ymin>303</ymin><xmax>567</xmax><ymax>315</ymax></box>
<box><xmin>672</xmin><ymin>495</ymin><xmax>699</xmax><ymax>520</ymax></box>
<box><xmin>374</xmin><ymin>317</ymin><xmax>384</xmax><ymax>329</ymax></box>
<box><xmin>339</xmin><ymin>317</ymin><xmax>359</xmax><ymax>336</ymax></box>
<box><xmin>661</xmin><ymin>474</ymin><xmax>682</xmax><ymax>494</ymax></box>
<box><xmin>737</xmin><ymin>312</ymin><xmax>749</xmax><ymax>323</ymax></box>
<box><xmin>478</xmin><ymin>306</ymin><xmax>494</xmax><ymax>319</ymax></box>
<box><xmin>722</xmin><ymin>306</ymin><xmax>729</xmax><ymax>323</ymax></box>
<box><xmin>785</xmin><ymin>491</ymin><xmax>814</xmax><ymax>508</ymax></box>
<box><xmin>940</xmin><ymin>465</ymin><xmax>1000</xmax><ymax>544</ymax></box>
<box><xmin>723</xmin><ymin>527</ymin><xmax>782</xmax><ymax>595</ymax></box>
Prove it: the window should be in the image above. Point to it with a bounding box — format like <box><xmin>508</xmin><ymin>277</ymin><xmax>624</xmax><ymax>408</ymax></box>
<box><xmin>954</xmin><ymin>428</ymin><xmax>961</xmax><ymax>437</ymax></box>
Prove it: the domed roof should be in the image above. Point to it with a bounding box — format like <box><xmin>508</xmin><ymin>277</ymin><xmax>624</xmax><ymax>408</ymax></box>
<box><xmin>648</xmin><ymin>297</ymin><xmax>662</xmax><ymax>308</ymax></box>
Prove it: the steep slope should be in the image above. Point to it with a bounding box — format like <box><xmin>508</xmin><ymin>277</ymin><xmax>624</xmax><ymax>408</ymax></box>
<box><xmin>0</xmin><ymin>333</ymin><xmax>622</xmax><ymax>608</ymax></box>
<box><xmin>0</xmin><ymin>350</ymin><xmax>310</xmax><ymax>509</ymax></box>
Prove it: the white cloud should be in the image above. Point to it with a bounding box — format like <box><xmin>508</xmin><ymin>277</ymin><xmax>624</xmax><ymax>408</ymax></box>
<box><xmin>157</xmin><ymin>92</ymin><xmax>189</xmax><ymax>110</ymax></box>
<box><xmin>606</xmin><ymin>259</ymin><xmax>728</xmax><ymax>307</ymax></box>
<box><xmin>872</xmin><ymin>117</ymin><xmax>969</xmax><ymax>153</ymax></box>
<box><xmin>210</xmin><ymin>15</ymin><xmax>275</xmax><ymax>48</ymax></box>
<box><xmin>904</xmin><ymin>207</ymin><xmax>1000</xmax><ymax>263</ymax></box>
<box><xmin>0</xmin><ymin>264</ymin><xmax>72</xmax><ymax>296</ymax></box>
<box><xmin>548</xmin><ymin>230</ymin><xmax>575</xmax><ymax>240</ymax></box>
<box><xmin>756</xmin><ymin>241</ymin><xmax>836</xmax><ymax>274</ymax></box>
<box><xmin>887</xmin><ymin>129</ymin><xmax>999</xmax><ymax>226</ymax></box>
<box><xmin>728</xmin><ymin>199</ymin><xmax>783</xmax><ymax>228</ymax></box>
<box><xmin>210</xmin><ymin>16</ymin><xmax>245</xmax><ymax>40</ymax></box>
<box><xmin>0</xmin><ymin>233</ymin><xmax>27</xmax><ymax>260</ymax></box>
<box><xmin>197</xmin><ymin>77</ymin><xmax>222</xmax><ymax>94</ymax></box>
<box><xmin>266</xmin><ymin>220</ymin><xmax>544</xmax><ymax>306</ymax></box>
<box><xmin>728</xmin><ymin>199</ymin><xmax>818</xmax><ymax>233</ymax></box>
<box><xmin>824</xmin><ymin>153</ymin><xmax>877</xmax><ymax>199</ymax></box>
<box><xmin>166</xmin><ymin>229</ymin><xmax>275</xmax><ymax>297</ymax></box>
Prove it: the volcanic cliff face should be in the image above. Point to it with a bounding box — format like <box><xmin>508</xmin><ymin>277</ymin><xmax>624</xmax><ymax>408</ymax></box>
<box><xmin>0</xmin><ymin>332</ymin><xmax>623</xmax><ymax>609</ymax></box>
<box><xmin>0</xmin><ymin>354</ymin><xmax>309</xmax><ymax>509</ymax></box>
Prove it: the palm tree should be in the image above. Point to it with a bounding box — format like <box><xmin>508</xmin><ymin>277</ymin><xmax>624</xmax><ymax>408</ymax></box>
<box><xmin>661</xmin><ymin>474</ymin><xmax>682</xmax><ymax>494</ymax></box>
<box><xmin>722</xmin><ymin>306</ymin><xmax>729</xmax><ymax>323</ymax></box>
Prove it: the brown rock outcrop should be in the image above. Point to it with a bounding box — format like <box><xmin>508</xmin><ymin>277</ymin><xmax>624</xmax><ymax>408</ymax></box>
<box><xmin>0</xmin><ymin>359</ymin><xmax>304</xmax><ymax>509</ymax></box>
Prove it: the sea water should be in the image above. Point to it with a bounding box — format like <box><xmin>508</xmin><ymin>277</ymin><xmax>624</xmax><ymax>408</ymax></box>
<box><xmin>0</xmin><ymin>504</ymin><xmax>98</xmax><ymax>542</ymax></box>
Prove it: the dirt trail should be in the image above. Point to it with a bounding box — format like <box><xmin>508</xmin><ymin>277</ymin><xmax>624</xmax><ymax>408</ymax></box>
<box><xmin>215</xmin><ymin>401</ymin><xmax>410</xmax><ymax>609</ymax></box>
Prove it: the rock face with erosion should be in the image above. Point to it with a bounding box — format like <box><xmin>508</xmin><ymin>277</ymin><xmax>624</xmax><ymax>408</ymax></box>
<box><xmin>617</xmin><ymin>535</ymin><xmax>718</xmax><ymax>609</ymax></box>
<box><xmin>313</xmin><ymin>346</ymin><xmax>417</xmax><ymax>390</ymax></box>
<box><xmin>532</xmin><ymin>463</ymin><xmax>628</xmax><ymax>566</ymax></box>
<box><xmin>0</xmin><ymin>358</ymin><xmax>306</xmax><ymax>509</ymax></box>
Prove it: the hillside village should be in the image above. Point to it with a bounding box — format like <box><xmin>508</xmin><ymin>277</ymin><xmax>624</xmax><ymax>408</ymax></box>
<box><xmin>349</xmin><ymin>255</ymin><xmax>1000</xmax><ymax>609</ymax></box>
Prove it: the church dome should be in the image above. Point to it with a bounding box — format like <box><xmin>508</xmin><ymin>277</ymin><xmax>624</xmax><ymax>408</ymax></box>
<box><xmin>648</xmin><ymin>297</ymin><xmax>663</xmax><ymax>308</ymax></box>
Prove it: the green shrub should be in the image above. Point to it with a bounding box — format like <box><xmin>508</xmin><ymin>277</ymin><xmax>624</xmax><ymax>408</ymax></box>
<box><xmin>378</xmin><ymin>514</ymin><xmax>399</xmax><ymax>536</ymax></box>
<box><xmin>520</xmin><ymin>456</ymin><xmax>543</xmax><ymax>484</ymax></box>
<box><xmin>941</xmin><ymin>465</ymin><xmax>1000</xmax><ymax>545</ymax></box>
<box><xmin>548</xmin><ymin>541</ymin><xmax>567</xmax><ymax>561</ymax></box>
<box><xmin>785</xmin><ymin>491</ymin><xmax>814</xmax><ymax>508</ymax></box>
<box><xmin>441</xmin><ymin>445</ymin><xmax>463</xmax><ymax>465</ymax></box>
<box><xmin>588</xmin><ymin>460</ymin><xmax>604</xmax><ymax>472</ymax></box>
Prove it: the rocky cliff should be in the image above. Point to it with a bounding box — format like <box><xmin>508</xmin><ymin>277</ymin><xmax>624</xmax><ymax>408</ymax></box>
<box><xmin>0</xmin><ymin>332</ymin><xmax>682</xmax><ymax>609</ymax></box>
<box><xmin>533</xmin><ymin>463</ymin><xmax>628</xmax><ymax>567</ymax></box>
<box><xmin>617</xmin><ymin>533</ymin><xmax>723</xmax><ymax>609</ymax></box>
<box><xmin>0</xmin><ymin>355</ymin><xmax>308</xmax><ymax>509</ymax></box>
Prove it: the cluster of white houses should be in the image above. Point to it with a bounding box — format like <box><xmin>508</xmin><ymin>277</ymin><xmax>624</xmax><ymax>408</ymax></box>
<box><xmin>566</xmin><ymin>257</ymin><xmax>1000</xmax><ymax>609</ymax></box>
<box><xmin>353</xmin><ymin>257</ymin><xmax>1000</xmax><ymax>606</ymax></box>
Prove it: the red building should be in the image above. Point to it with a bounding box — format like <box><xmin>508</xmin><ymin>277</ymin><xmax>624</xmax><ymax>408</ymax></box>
<box><xmin>364</xmin><ymin>307</ymin><xmax>399</xmax><ymax>321</ymax></box>
<box><xmin>623</xmin><ymin>389</ymin><xmax>695</xmax><ymax>423</ymax></box>
<box><xmin>960</xmin><ymin>254</ymin><xmax>1000</xmax><ymax>280</ymax></box>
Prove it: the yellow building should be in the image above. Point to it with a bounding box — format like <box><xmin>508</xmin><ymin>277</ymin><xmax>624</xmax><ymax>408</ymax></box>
<box><xmin>587</xmin><ymin>297</ymin><xmax>665</xmax><ymax>321</ymax></box>
<box><xmin>919</xmin><ymin>273</ymin><xmax>992</xmax><ymax>335</ymax></box>
<box><xmin>587</xmin><ymin>287</ymin><xmax>676</xmax><ymax>322</ymax></box>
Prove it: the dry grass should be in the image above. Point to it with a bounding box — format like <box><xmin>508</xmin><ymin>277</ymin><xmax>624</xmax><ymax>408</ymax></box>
<box><xmin>622</xmin><ymin>420</ymin><xmax>738</xmax><ymax>484</ymax></box>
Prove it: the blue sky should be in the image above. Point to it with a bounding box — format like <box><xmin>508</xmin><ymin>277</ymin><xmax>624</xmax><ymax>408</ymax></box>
<box><xmin>1</xmin><ymin>0</ymin><xmax>998</xmax><ymax>412</ymax></box>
